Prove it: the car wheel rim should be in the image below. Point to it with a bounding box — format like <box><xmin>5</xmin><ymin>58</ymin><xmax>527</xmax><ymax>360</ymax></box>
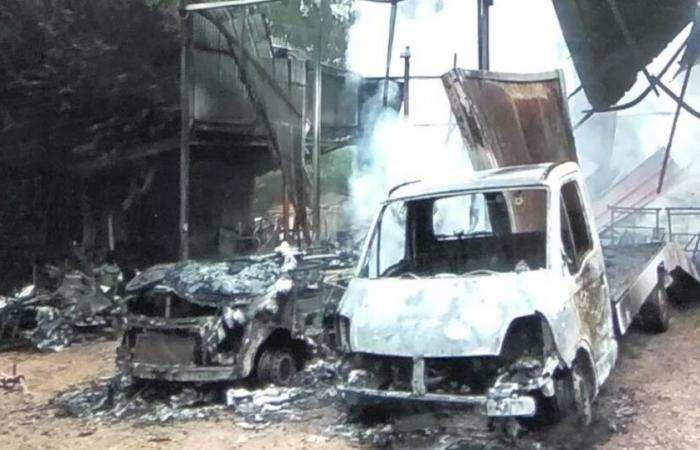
<box><xmin>277</xmin><ymin>356</ymin><xmax>294</xmax><ymax>384</ymax></box>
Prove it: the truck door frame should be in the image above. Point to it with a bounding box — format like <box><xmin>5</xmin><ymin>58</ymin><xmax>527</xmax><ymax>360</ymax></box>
<box><xmin>559</xmin><ymin>178</ymin><xmax>609</xmax><ymax>362</ymax></box>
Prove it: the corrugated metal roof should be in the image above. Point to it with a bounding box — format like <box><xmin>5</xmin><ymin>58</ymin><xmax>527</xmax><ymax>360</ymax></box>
<box><xmin>553</xmin><ymin>0</ymin><xmax>695</xmax><ymax>108</ymax></box>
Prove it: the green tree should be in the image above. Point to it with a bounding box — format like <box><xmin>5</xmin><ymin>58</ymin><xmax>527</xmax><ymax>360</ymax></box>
<box><xmin>264</xmin><ymin>0</ymin><xmax>355</xmax><ymax>66</ymax></box>
<box><xmin>0</xmin><ymin>0</ymin><xmax>179</xmax><ymax>167</ymax></box>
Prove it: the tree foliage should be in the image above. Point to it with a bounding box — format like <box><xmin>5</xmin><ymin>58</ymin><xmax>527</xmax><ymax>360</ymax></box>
<box><xmin>264</xmin><ymin>0</ymin><xmax>355</xmax><ymax>66</ymax></box>
<box><xmin>0</xmin><ymin>0</ymin><xmax>179</xmax><ymax>168</ymax></box>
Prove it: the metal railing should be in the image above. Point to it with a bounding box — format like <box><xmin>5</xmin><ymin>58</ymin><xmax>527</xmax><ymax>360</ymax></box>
<box><xmin>602</xmin><ymin>206</ymin><xmax>665</xmax><ymax>245</ymax></box>
<box><xmin>666</xmin><ymin>207</ymin><xmax>700</xmax><ymax>260</ymax></box>
<box><xmin>601</xmin><ymin>205</ymin><xmax>700</xmax><ymax>260</ymax></box>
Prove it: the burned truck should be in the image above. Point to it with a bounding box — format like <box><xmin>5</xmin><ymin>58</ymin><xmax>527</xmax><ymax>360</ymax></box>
<box><xmin>118</xmin><ymin>246</ymin><xmax>352</xmax><ymax>385</ymax></box>
<box><xmin>336</xmin><ymin>70</ymin><xmax>700</xmax><ymax>424</ymax></box>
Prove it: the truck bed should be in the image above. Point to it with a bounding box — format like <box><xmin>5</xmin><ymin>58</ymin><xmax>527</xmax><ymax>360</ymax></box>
<box><xmin>604</xmin><ymin>242</ymin><xmax>666</xmax><ymax>303</ymax></box>
<box><xmin>603</xmin><ymin>241</ymin><xmax>699</xmax><ymax>335</ymax></box>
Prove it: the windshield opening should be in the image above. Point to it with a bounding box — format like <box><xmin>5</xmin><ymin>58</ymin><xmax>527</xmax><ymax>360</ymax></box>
<box><xmin>359</xmin><ymin>188</ymin><xmax>548</xmax><ymax>278</ymax></box>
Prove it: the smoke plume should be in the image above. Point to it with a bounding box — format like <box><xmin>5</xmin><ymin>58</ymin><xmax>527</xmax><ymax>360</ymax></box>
<box><xmin>344</xmin><ymin>0</ymin><xmax>700</xmax><ymax>231</ymax></box>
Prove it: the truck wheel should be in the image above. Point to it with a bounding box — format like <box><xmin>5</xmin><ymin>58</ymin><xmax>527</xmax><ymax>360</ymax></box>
<box><xmin>256</xmin><ymin>348</ymin><xmax>297</xmax><ymax>386</ymax></box>
<box><xmin>545</xmin><ymin>364</ymin><xmax>592</xmax><ymax>426</ymax></box>
<box><xmin>639</xmin><ymin>287</ymin><xmax>670</xmax><ymax>333</ymax></box>
<box><xmin>570</xmin><ymin>367</ymin><xmax>593</xmax><ymax>426</ymax></box>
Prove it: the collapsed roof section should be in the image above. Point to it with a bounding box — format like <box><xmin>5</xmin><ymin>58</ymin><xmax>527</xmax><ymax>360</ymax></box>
<box><xmin>553</xmin><ymin>0</ymin><xmax>696</xmax><ymax>109</ymax></box>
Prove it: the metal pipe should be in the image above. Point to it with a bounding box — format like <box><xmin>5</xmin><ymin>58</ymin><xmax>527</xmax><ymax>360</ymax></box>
<box><xmin>312</xmin><ymin>0</ymin><xmax>326</xmax><ymax>241</ymax></box>
<box><xmin>282</xmin><ymin>172</ymin><xmax>288</xmax><ymax>243</ymax></box>
<box><xmin>299</xmin><ymin>64</ymin><xmax>308</xmax><ymax>245</ymax></box>
<box><xmin>568</xmin><ymin>84</ymin><xmax>584</xmax><ymax>99</ymax></box>
<box><xmin>657</xmin><ymin>64</ymin><xmax>694</xmax><ymax>193</ymax></box>
<box><xmin>653</xmin><ymin>77</ymin><xmax>700</xmax><ymax>119</ymax></box>
<box><xmin>107</xmin><ymin>212</ymin><xmax>115</xmax><ymax>251</ymax></box>
<box><xmin>179</xmin><ymin>1</ymin><xmax>191</xmax><ymax>261</ymax></box>
<box><xmin>478</xmin><ymin>0</ymin><xmax>492</xmax><ymax>71</ymax></box>
<box><xmin>382</xmin><ymin>0</ymin><xmax>398</xmax><ymax>107</ymax></box>
<box><xmin>186</xmin><ymin>0</ymin><xmax>279</xmax><ymax>11</ymax></box>
<box><xmin>400</xmin><ymin>46</ymin><xmax>411</xmax><ymax>117</ymax></box>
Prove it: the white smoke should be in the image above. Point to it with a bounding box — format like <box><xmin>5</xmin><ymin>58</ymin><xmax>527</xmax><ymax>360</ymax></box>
<box><xmin>345</xmin><ymin>0</ymin><xmax>700</xmax><ymax>229</ymax></box>
<box><xmin>345</xmin><ymin>0</ymin><xmax>572</xmax><ymax>228</ymax></box>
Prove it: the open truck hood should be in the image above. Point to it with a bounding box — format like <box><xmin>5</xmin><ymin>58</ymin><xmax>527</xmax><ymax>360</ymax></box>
<box><xmin>442</xmin><ymin>69</ymin><xmax>577</xmax><ymax>171</ymax></box>
<box><xmin>338</xmin><ymin>271</ymin><xmax>578</xmax><ymax>358</ymax></box>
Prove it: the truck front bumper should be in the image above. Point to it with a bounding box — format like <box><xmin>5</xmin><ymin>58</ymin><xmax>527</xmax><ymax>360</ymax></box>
<box><xmin>129</xmin><ymin>362</ymin><xmax>241</xmax><ymax>383</ymax></box>
<box><xmin>338</xmin><ymin>385</ymin><xmax>537</xmax><ymax>417</ymax></box>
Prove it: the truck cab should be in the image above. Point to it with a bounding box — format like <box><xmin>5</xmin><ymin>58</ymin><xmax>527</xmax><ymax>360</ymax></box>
<box><xmin>337</xmin><ymin>162</ymin><xmax>617</xmax><ymax>422</ymax></box>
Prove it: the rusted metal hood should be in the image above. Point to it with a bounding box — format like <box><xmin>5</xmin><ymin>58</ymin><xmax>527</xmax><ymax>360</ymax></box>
<box><xmin>442</xmin><ymin>69</ymin><xmax>578</xmax><ymax>171</ymax></box>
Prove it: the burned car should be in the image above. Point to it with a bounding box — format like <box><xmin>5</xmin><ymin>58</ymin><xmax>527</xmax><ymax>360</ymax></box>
<box><xmin>118</xmin><ymin>246</ymin><xmax>352</xmax><ymax>385</ymax></box>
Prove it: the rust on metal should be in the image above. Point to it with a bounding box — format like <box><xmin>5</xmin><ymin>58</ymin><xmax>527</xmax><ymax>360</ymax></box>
<box><xmin>442</xmin><ymin>69</ymin><xmax>578</xmax><ymax>171</ymax></box>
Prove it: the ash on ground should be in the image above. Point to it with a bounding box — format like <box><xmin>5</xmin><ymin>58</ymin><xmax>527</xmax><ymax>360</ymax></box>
<box><xmin>50</xmin><ymin>358</ymin><xmax>341</xmax><ymax>425</ymax></box>
<box><xmin>52</xmin><ymin>375</ymin><xmax>226</xmax><ymax>423</ymax></box>
<box><xmin>51</xmin><ymin>358</ymin><xmax>636</xmax><ymax>449</ymax></box>
<box><xmin>226</xmin><ymin>359</ymin><xmax>340</xmax><ymax>425</ymax></box>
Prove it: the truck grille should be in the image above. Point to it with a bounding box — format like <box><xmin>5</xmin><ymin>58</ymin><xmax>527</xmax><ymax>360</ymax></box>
<box><xmin>128</xmin><ymin>293</ymin><xmax>218</xmax><ymax>318</ymax></box>
<box><xmin>132</xmin><ymin>332</ymin><xmax>199</xmax><ymax>366</ymax></box>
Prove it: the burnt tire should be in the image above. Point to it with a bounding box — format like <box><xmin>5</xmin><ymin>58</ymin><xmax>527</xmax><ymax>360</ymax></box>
<box><xmin>639</xmin><ymin>287</ymin><xmax>670</xmax><ymax>333</ymax></box>
<box><xmin>256</xmin><ymin>348</ymin><xmax>297</xmax><ymax>386</ymax></box>
<box><xmin>543</xmin><ymin>364</ymin><xmax>592</xmax><ymax>427</ymax></box>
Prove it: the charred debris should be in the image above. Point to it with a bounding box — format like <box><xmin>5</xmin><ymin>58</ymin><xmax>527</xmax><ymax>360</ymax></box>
<box><xmin>0</xmin><ymin>260</ymin><xmax>123</xmax><ymax>352</ymax></box>
<box><xmin>0</xmin><ymin>239</ymin><xmax>356</xmax><ymax>356</ymax></box>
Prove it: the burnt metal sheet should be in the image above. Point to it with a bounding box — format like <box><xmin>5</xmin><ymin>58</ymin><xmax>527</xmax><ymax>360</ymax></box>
<box><xmin>553</xmin><ymin>0</ymin><xmax>695</xmax><ymax>109</ymax></box>
<box><xmin>442</xmin><ymin>69</ymin><xmax>577</xmax><ymax>171</ymax></box>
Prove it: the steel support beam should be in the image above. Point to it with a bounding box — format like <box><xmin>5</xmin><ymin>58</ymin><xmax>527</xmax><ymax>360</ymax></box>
<box><xmin>478</xmin><ymin>0</ymin><xmax>492</xmax><ymax>71</ymax></box>
<box><xmin>382</xmin><ymin>0</ymin><xmax>398</xmax><ymax>107</ymax></box>
<box><xmin>179</xmin><ymin>1</ymin><xmax>192</xmax><ymax>261</ymax></box>
<box><xmin>400</xmin><ymin>46</ymin><xmax>411</xmax><ymax>117</ymax></box>
<box><xmin>185</xmin><ymin>0</ymin><xmax>278</xmax><ymax>11</ymax></box>
<box><xmin>658</xmin><ymin>64</ymin><xmax>694</xmax><ymax>193</ymax></box>
<box><xmin>312</xmin><ymin>0</ymin><xmax>326</xmax><ymax>241</ymax></box>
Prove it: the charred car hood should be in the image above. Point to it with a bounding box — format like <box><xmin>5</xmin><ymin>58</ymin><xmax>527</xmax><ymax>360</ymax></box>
<box><xmin>338</xmin><ymin>270</ymin><xmax>575</xmax><ymax>358</ymax></box>
<box><xmin>126</xmin><ymin>259</ymin><xmax>282</xmax><ymax>306</ymax></box>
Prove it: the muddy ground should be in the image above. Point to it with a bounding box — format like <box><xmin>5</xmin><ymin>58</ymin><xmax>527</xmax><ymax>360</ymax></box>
<box><xmin>3</xmin><ymin>304</ymin><xmax>700</xmax><ymax>449</ymax></box>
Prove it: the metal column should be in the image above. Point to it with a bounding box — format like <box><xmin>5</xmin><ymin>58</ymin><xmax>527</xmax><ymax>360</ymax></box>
<box><xmin>382</xmin><ymin>0</ymin><xmax>399</xmax><ymax>107</ymax></box>
<box><xmin>477</xmin><ymin>0</ymin><xmax>492</xmax><ymax>71</ymax></box>
<box><xmin>312</xmin><ymin>0</ymin><xmax>326</xmax><ymax>241</ymax></box>
<box><xmin>400</xmin><ymin>46</ymin><xmax>411</xmax><ymax>117</ymax></box>
<box><xmin>658</xmin><ymin>63</ymin><xmax>694</xmax><ymax>193</ymax></box>
<box><xmin>179</xmin><ymin>1</ymin><xmax>191</xmax><ymax>261</ymax></box>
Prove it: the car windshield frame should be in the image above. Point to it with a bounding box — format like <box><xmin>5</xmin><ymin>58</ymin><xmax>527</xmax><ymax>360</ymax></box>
<box><xmin>357</xmin><ymin>186</ymin><xmax>550</xmax><ymax>279</ymax></box>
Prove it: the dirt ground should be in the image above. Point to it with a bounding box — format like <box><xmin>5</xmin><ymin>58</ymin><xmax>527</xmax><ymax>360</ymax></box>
<box><xmin>3</xmin><ymin>304</ymin><xmax>700</xmax><ymax>450</ymax></box>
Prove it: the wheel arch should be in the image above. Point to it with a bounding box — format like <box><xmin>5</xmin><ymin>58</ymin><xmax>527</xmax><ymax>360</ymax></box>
<box><xmin>572</xmin><ymin>344</ymin><xmax>598</xmax><ymax>397</ymax></box>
